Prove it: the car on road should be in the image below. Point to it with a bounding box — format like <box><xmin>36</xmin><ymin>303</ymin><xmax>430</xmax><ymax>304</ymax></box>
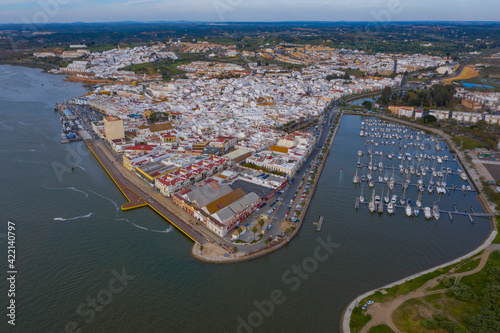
<box><xmin>267</xmin><ymin>225</ymin><xmax>272</xmax><ymax>230</ymax></box>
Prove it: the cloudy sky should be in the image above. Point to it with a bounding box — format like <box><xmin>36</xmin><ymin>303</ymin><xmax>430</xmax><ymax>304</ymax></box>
<box><xmin>0</xmin><ymin>0</ymin><xmax>498</xmax><ymax>24</ymax></box>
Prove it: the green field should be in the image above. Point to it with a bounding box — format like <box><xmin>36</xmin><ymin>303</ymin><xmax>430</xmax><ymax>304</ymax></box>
<box><xmin>368</xmin><ymin>325</ymin><xmax>395</xmax><ymax>333</ymax></box>
<box><xmin>120</xmin><ymin>61</ymin><xmax>185</xmax><ymax>79</ymax></box>
<box><xmin>451</xmin><ymin>135</ymin><xmax>487</xmax><ymax>150</ymax></box>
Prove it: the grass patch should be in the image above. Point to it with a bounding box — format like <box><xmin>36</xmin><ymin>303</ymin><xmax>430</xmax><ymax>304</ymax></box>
<box><xmin>120</xmin><ymin>61</ymin><xmax>185</xmax><ymax>78</ymax></box>
<box><xmin>454</xmin><ymin>258</ymin><xmax>481</xmax><ymax>273</ymax></box>
<box><xmin>494</xmin><ymin>217</ymin><xmax>500</xmax><ymax>244</ymax></box>
<box><xmin>359</xmin><ymin>267</ymin><xmax>451</xmax><ymax>305</ymax></box>
<box><xmin>451</xmin><ymin>135</ymin><xmax>486</xmax><ymax>150</ymax></box>
<box><xmin>429</xmin><ymin>276</ymin><xmax>456</xmax><ymax>291</ymax></box>
<box><xmin>350</xmin><ymin>306</ymin><xmax>371</xmax><ymax>333</ymax></box>
<box><xmin>460</xmin><ymin>249</ymin><xmax>500</xmax><ymax>294</ymax></box>
<box><xmin>368</xmin><ymin>325</ymin><xmax>395</xmax><ymax>333</ymax></box>
<box><xmin>88</xmin><ymin>43</ymin><xmax>136</xmax><ymax>52</ymax></box>
<box><xmin>392</xmin><ymin>298</ymin><xmax>434</xmax><ymax>333</ymax></box>
<box><xmin>423</xmin><ymin>293</ymin><xmax>477</xmax><ymax>327</ymax></box>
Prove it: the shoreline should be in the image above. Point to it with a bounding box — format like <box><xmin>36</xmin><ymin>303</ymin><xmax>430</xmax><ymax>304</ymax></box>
<box><xmin>0</xmin><ymin>60</ymin><xmax>57</xmax><ymax>72</ymax></box>
<box><xmin>339</xmin><ymin>111</ymin><xmax>498</xmax><ymax>333</ymax></box>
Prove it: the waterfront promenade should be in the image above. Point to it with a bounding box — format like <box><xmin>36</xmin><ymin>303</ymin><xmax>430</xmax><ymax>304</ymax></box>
<box><xmin>85</xmin><ymin>139</ymin><xmax>208</xmax><ymax>244</ymax></box>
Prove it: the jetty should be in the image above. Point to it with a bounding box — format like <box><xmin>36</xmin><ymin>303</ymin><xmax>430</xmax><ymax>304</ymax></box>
<box><xmin>314</xmin><ymin>216</ymin><xmax>324</xmax><ymax>231</ymax></box>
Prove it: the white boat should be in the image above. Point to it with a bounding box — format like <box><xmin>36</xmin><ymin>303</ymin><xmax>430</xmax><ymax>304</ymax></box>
<box><xmin>437</xmin><ymin>157</ymin><xmax>442</xmax><ymax>164</ymax></box>
<box><xmin>424</xmin><ymin>207</ymin><xmax>432</xmax><ymax>219</ymax></box>
<box><xmin>387</xmin><ymin>203</ymin><xmax>395</xmax><ymax>215</ymax></box>
<box><xmin>432</xmin><ymin>203</ymin><xmax>440</xmax><ymax>220</ymax></box>
<box><xmin>414</xmin><ymin>207</ymin><xmax>420</xmax><ymax>216</ymax></box>
<box><xmin>460</xmin><ymin>172</ymin><xmax>468</xmax><ymax>181</ymax></box>
<box><xmin>405</xmin><ymin>204</ymin><xmax>412</xmax><ymax>217</ymax></box>
<box><xmin>353</xmin><ymin>175</ymin><xmax>359</xmax><ymax>184</ymax></box>
<box><xmin>369</xmin><ymin>201</ymin><xmax>376</xmax><ymax>213</ymax></box>
<box><xmin>416</xmin><ymin>199</ymin><xmax>422</xmax><ymax>208</ymax></box>
<box><xmin>359</xmin><ymin>195</ymin><xmax>365</xmax><ymax>203</ymax></box>
<box><xmin>391</xmin><ymin>195</ymin><xmax>397</xmax><ymax>204</ymax></box>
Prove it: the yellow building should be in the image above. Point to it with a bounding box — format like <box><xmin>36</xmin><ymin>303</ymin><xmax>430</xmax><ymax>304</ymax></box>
<box><xmin>104</xmin><ymin>116</ymin><xmax>124</xmax><ymax>143</ymax></box>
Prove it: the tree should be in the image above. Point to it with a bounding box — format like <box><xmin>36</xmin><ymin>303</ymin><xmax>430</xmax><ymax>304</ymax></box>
<box><xmin>200</xmin><ymin>245</ymin><xmax>204</xmax><ymax>254</ymax></box>
<box><xmin>362</xmin><ymin>100</ymin><xmax>373</xmax><ymax>110</ymax></box>
<box><xmin>259</xmin><ymin>219</ymin><xmax>265</xmax><ymax>229</ymax></box>
<box><xmin>423</xmin><ymin>115</ymin><xmax>437</xmax><ymax>124</ymax></box>
<box><xmin>252</xmin><ymin>226</ymin><xmax>258</xmax><ymax>240</ymax></box>
<box><xmin>378</xmin><ymin>86</ymin><xmax>392</xmax><ymax>106</ymax></box>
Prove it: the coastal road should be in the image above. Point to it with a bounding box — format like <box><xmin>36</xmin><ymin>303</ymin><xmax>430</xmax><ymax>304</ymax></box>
<box><xmin>261</xmin><ymin>106</ymin><xmax>340</xmax><ymax>245</ymax></box>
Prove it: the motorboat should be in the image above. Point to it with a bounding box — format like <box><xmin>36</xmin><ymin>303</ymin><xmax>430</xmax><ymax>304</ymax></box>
<box><xmin>405</xmin><ymin>204</ymin><xmax>412</xmax><ymax>217</ymax></box>
<box><xmin>424</xmin><ymin>207</ymin><xmax>432</xmax><ymax>219</ymax></box>
<box><xmin>432</xmin><ymin>203</ymin><xmax>440</xmax><ymax>220</ymax></box>
<box><xmin>387</xmin><ymin>203</ymin><xmax>395</xmax><ymax>215</ymax></box>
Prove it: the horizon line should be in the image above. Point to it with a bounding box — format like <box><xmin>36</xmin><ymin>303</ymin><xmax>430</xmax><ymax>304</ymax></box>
<box><xmin>2</xmin><ymin>20</ymin><xmax>500</xmax><ymax>26</ymax></box>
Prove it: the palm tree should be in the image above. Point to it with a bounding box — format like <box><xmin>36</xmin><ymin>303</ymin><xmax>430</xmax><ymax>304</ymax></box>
<box><xmin>259</xmin><ymin>219</ymin><xmax>265</xmax><ymax>229</ymax></box>
<box><xmin>252</xmin><ymin>226</ymin><xmax>258</xmax><ymax>240</ymax></box>
<box><xmin>200</xmin><ymin>245</ymin><xmax>204</xmax><ymax>254</ymax></box>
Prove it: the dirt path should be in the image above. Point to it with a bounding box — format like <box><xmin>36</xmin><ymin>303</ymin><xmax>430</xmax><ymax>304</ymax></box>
<box><xmin>361</xmin><ymin>244</ymin><xmax>500</xmax><ymax>333</ymax></box>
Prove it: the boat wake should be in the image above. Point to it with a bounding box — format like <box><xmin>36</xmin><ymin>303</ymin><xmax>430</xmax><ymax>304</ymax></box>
<box><xmin>115</xmin><ymin>218</ymin><xmax>173</xmax><ymax>233</ymax></box>
<box><xmin>44</xmin><ymin>186</ymin><xmax>89</xmax><ymax>199</ymax></box>
<box><xmin>87</xmin><ymin>189</ymin><xmax>119</xmax><ymax>216</ymax></box>
<box><xmin>54</xmin><ymin>213</ymin><xmax>93</xmax><ymax>221</ymax></box>
<box><xmin>75</xmin><ymin>165</ymin><xmax>86</xmax><ymax>171</ymax></box>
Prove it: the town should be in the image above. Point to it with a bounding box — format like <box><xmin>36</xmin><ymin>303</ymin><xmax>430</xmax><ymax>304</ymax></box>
<box><xmin>47</xmin><ymin>38</ymin><xmax>500</xmax><ymax>261</ymax></box>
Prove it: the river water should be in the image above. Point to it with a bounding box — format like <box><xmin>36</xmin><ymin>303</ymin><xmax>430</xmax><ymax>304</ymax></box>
<box><xmin>0</xmin><ymin>65</ymin><xmax>491</xmax><ymax>333</ymax></box>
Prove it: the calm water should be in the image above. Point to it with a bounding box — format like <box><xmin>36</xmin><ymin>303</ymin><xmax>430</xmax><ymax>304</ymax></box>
<box><xmin>0</xmin><ymin>65</ymin><xmax>491</xmax><ymax>333</ymax></box>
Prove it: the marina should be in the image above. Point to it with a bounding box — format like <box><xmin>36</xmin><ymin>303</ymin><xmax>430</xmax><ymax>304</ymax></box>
<box><xmin>55</xmin><ymin>103</ymin><xmax>83</xmax><ymax>144</ymax></box>
<box><xmin>353</xmin><ymin>117</ymin><xmax>490</xmax><ymax>223</ymax></box>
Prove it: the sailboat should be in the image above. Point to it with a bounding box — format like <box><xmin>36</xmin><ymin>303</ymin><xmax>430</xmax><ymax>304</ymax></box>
<box><xmin>384</xmin><ymin>184</ymin><xmax>390</xmax><ymax>204</ymax></box>
<box><xmin>369</xmin><ymin>188</ymin><xmax>376</xmax><ymax>213</ymax></box>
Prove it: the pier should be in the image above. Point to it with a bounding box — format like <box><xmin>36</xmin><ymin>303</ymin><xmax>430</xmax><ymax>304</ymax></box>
<box><xmin>314</xmin><ymin>216</ymin><xmax>324</xmax><ymax>231</ymax></box>
<box><xmin>357</xmin><ymin>200</ymin><xmax>493</xmax><ymax>221</ymax></box>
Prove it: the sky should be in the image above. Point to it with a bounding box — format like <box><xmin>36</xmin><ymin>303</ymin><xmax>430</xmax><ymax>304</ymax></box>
<box><xmin>0</xmin><ymin>0</ymin><xmax>498</xmax><ymax>24</ymax></box>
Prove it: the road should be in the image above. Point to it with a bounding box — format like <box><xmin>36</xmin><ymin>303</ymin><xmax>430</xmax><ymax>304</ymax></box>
<box><xmin>254</xmin><ymin>105</ymin><xmax>340</xmax><ymax>249</ymax></box>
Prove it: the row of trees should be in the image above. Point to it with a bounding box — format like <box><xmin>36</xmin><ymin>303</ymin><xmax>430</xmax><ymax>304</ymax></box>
<box><xmin>241</xmin><ymin>162</ymin><xmax>287</xmax><ymax>177</ymax></box>
<box><xmin>378</xmin><ymin>85</ymin><xmax>458</xmax><ymax>109</ymax></box>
